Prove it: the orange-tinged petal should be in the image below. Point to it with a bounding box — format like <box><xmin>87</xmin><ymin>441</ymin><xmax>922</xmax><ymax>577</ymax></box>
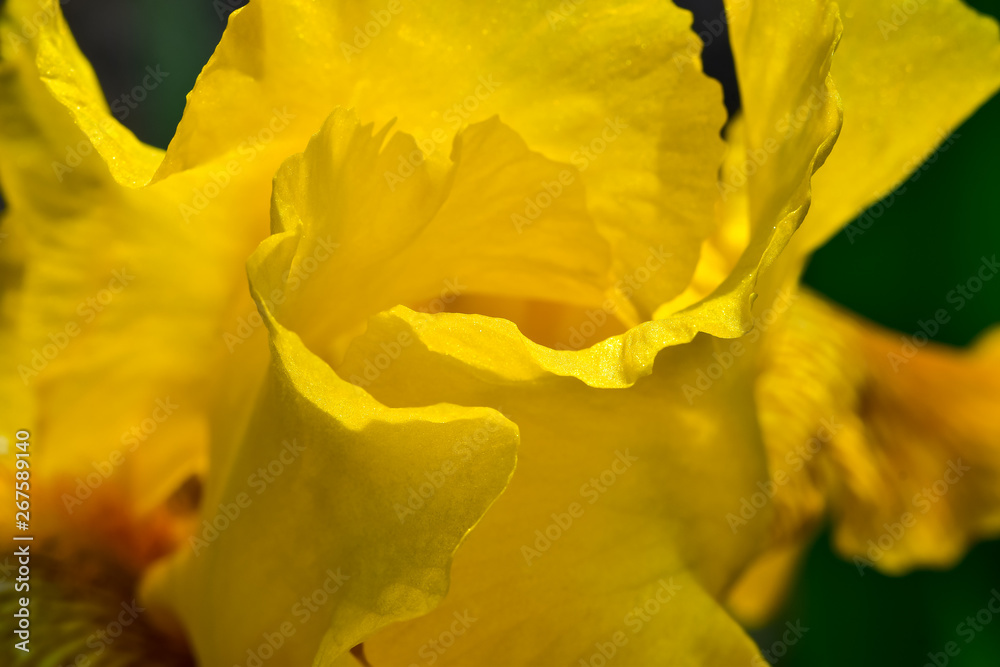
<box><xmin>735</xmin><ymin>287</ymin><xmax>1000</xmax><ymax>608</ymax></box>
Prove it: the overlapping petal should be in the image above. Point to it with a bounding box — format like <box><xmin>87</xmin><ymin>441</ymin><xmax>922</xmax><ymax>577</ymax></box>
<box><xmin>267</xmin><ymin>109</ymin><xmax>614</xmax><ymax>361</ymax></box>
<box><xmin>141</xmin><ymin>195</ymin><xmax>520</xmax><ymax>667</ymax></box>
<box><xmin>719</xmin><ymin>0</ymin><xmax>1000</xmax><ymax>626</ymax></box>
<box><xmin>193</xmin><ymin>2</ymin><xmax>848</xmax><ymax>655</ymax></box>
<box><xmin>656</xmin><ymin>0</ymin><xmax>843</xmax><ymax>328</ymax></box>
<box><xmin>12</xmin><ymin>0</ymin><xmax>996</xmax><ymax>663</ymax></box>
<box><xmin>0</xmin><ymin>0</ymin><xmax>274</xmax><ymax>514</ymax></box>
<box><xmin>144</xmin><ymin>0</ymin><xmax>728</xmax><ymax>315</ymax></box>
<box><xmin>336</xmin><ymin>306</ymin><xmax>768</xmax><ymax>665</ymax></box>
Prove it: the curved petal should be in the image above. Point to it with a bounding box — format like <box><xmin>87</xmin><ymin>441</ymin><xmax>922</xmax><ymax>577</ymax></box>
<box><xmin>141</xmin><ymin>232</ymin><xmax>519</xmax><ymax>667</ymax></box>
<box><xmin>25</xmin><ymin>0</ymin><xmax>163</xmax><ymax>187</ymax></box>
<box><xmin>655</xmin><ymin>0</ymin><xmax>843</xmax><ymax>323</ymax></box>
<box><xmin>722</xmin><ymin>0</ymin><xmax>1000</xmax><ymax>623</ymax></box>
<box><xmin>724</xmin><ymin>540</ymin><xmax>811</xmax><ymax>628</ymax></box>
<box><xmin>0</xmin><ymin>0</ymin><xmax>275</xmax><ymax>514</ymax></box>
<box><xmin>267</xmin><ymin>108</ymin><xmax>614</xmax><ymax>361</ymax></box>
<box><xmin>655</xmin><ymin>116</ymin><xmax>751</xmax><ymax>317</ymax></box>
<box><xmin>338</xmin><ymin>306</ymin><xmax>768</xmax><ymax>666</ymax></box>
<box><xmin>152</xmin><ymin>0</ymin><xmax>728</xmax><ymax>314</ymax></box>
<box><xmin>723</xmin><ymin>0</ymin><xmax>843</xmax><ymax>236</ymax></box>
<box><xmin>194</xmin><ymin>15</ymin><xmax>848</xmax><ymax>651</ymax></box>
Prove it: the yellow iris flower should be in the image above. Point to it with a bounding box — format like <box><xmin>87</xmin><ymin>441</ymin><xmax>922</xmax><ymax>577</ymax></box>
<box><xmin>1</xmin><ymin>0</ymin><xmax>999</xmax><ymax>665</ymax></box>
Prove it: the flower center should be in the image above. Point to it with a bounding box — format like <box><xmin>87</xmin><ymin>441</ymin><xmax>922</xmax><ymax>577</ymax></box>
<box><xmin>6</xmin><ymin>477</ymin><xmax>201</xmax><ymax>665</ymax></box>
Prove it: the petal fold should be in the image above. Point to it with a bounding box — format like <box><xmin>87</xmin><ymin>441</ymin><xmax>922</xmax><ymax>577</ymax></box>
<box><xmin>157</xmin><ymin>0</ymin><xmax>729</xmax><ymax>313</ymax></box>
<box><xmin>0</xmin><ymin>0</ymin><xmax>273</xmax><ymax>515</ymax></box>
<box><xmin>267</xmin><ymin>108</ymin><xmax>613</xmax><ymax>361</ymax></box>
<box><xmin>142</xmin><ymin>235</ymin><xmax>519</xmax><ymax>667</ymax></box>
<box><xmin>337</xmin><ymin>307</ymin><xmax>769</xmax><ymax>666</ymax></box>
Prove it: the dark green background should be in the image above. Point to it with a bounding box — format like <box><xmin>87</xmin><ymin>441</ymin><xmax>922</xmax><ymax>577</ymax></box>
<box><xmin>59</xmin><ymin>0</ymin><xmax>1000</xmax><ymax>665</ymax></box>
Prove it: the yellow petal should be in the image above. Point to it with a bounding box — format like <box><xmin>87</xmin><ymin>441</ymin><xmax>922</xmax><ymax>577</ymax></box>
<box><xmin>721</xmin><ymin>0</ymin><xmax>1000</xmax><ymax>621</ymax></box>
<box><xmin>655</xmin><ymin>0</ymin><xmax>843</xmax><ymax>333</ymax></box>
<box><xmin>16</xmin><ymin>0</ymin><xmax>164</xmax><ymax>187</ymax></box>
<box><xmin>0</xmin><ymin>0</ymin><xmax>275</xmax><ymax>514</ymax></box>
<box><xmin>156</xmin><ymin>0</ymin><xmax>728</xmax><ymax>314</ymax></box>
<box><xmin>267</xmin><ymin>108</ymin><xmax>614</xmax><ymax>361</ymax></box>
<box><xmin>725</xmin><ymin>540</ymin><xmax>811</xmax><ymax>628</ymax></box>
<box><xmin>723</xmin><ymin>0</ymin><xmax>843</xmax><ymax>235</ymax></box>
<box><xmin>655</xmin><ymin>116</ymin><xmax>751</xmax><ymax>316</ymax></box>
<box><xmin>181</xmin><ymin>83</ymin><xmax>858</xmax><ymax>660</ymax></box>
<box><xmin>795</xmin><ymin>0</ymin><xmax>1000</xmax><ymax>253</ymax></box>
<box><xmin>338</xmin><ymin>307</ymin><xmax>767</xmax><ymax>665</ymax></box>
<box><xmin>141</xmin><ymin>237</ymin><xmax>519</xmax><ymax>667</ymax></box>
<box><xmin>747</xmin><ymin>288</ymin><xmax>1000</xmax><ymax>582</ymax></box>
